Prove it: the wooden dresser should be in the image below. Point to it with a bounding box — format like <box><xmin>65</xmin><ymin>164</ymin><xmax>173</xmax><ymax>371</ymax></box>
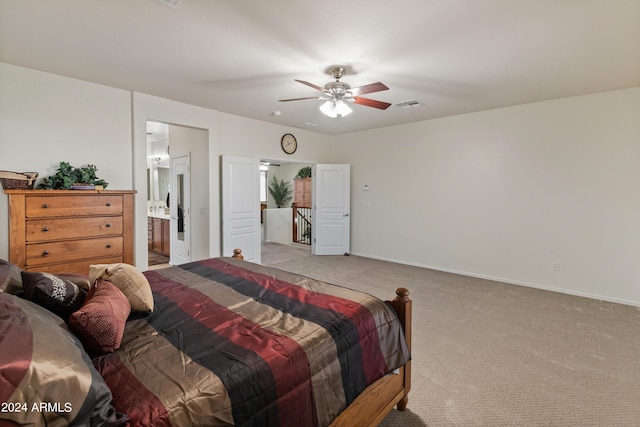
<box><xmin>294</xmin><ymin>177</ymin><xmax>312</xmax><ymax>207</ymax></box>
<box><xmin>6</xmin><ymin>190</ymin><xmax>135</xmax><ymax>275</ymax></box>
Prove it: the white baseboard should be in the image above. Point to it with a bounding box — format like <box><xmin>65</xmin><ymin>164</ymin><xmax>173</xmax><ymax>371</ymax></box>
<box><xmin>349</xmin><ymin>251</ymin><xmax>640</xmax><ymax>308</ymax></box>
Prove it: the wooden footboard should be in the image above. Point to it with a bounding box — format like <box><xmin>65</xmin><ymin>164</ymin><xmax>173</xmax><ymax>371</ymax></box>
<box><xmin>330</xmin><ymin>287</ymin><xmax>412</xmax><ymax>427</ymax></box>
<box><xmin>232</xmin><ymin>249</ymin><xmax>413</xmax><ymax>427</ymax></box>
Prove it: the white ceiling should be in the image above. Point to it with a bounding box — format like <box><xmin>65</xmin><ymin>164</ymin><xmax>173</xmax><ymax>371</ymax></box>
<box><xmin>1</xmin><ymin>0</ymin><xmax>639</xmax><ymax>135</ymax></box>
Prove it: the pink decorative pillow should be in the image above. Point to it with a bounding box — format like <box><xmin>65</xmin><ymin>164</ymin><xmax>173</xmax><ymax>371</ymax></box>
<box><xmin>69</xmin><ymin>279</ymin><xmax>131</xmax><ymax>355</ymax></box>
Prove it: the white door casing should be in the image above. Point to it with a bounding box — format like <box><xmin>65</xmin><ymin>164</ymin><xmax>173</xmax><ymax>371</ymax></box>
<box><xmin>312</xmin><ymin>164</ymin><xmax>351</xmax><ymax>256</ymax></box>
<box><xmin>222</xmin><ymin>155</ymin><xmax>261</xmax><ymax>263</ymax></box>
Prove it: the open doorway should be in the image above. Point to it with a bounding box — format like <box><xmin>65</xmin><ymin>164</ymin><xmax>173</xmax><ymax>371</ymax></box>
<box><xmin>260</xmin><ymin>160</ymin><xmax>313</xmax><ymax>257</ymax></box>
<box><xmin>147</xmin><ymin>122</ymin><xmax>170</xmax><ymax>266</ymax></box>
<box><xmin>222</xmin><ymin>156</ymin><xmax>351</xmax><ymax>264</ymax></box>
<box><xmin>146</xmin><ymin>120</ymin><xmax>209</xmax><ymax>267</ymax></box>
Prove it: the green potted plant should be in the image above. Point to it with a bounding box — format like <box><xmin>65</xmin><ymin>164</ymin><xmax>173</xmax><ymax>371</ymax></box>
<box><xmin>38</xmin><ymin>161</ymin><xmax>109</xmax><ymax>190</ymax></box>
<box><xmin>268</xmin><ymin>176</ymin><xmax>292</xmax><ymax>208</ymax></box>
<box><xmin>294</xmin><ymin>166</ymin><xmax>312</xmax><ymax>179</ymax></box>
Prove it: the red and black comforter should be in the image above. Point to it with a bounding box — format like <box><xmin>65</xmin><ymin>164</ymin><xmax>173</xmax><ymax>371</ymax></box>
<box><xmin>93</xmin><ymin>257</ymin><xmax>410</xmax><ymax>427</ymax></box>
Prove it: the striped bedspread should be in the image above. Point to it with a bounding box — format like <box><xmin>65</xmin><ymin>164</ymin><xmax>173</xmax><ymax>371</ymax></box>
<box><xmin>93</xmin><ymin>257</ymin><xmax>410</xmax><ymax>427</ymax></box>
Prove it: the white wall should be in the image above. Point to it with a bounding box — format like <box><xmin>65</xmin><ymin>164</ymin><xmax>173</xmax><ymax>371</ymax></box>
<box><xmin>0</xmin><ymin>62</ymin><xmax>132</xmax><ymax>260</ymax></box>
<box><xmin>132</xmin><ymin>95</ymin><xmax>326</xmax><ymax>266</ymax></box>
<box><xmin>0</xmin><ymin>64</ymin><xmax>336</xmax><ymax>269</ymax></box>
<box><xmin>215</xmin><ymin>112</ymin><xmax>335</xmax><ymax>164</ymax></box>
<box><xmin>337</xmin><ymin>88</ymin><xmax>640</xmax><ymax>306</ymax></box>
<box><xmin>3</xmin><ymin>62</ymin><xmax>639</xmax><ymax>306</ymax></box>
<box><xmin>132</xmin><ymin>92</ymin><xmax>221</xmax><ymax>269</ymax></box>
<box><xmin>264</xmin><ymin>208</ymin><xmax>293</xmax><ymax>244</ymax></box>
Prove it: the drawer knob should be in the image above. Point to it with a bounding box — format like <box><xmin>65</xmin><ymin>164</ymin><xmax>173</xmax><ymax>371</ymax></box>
<box><xmin>41</xmin><ymin>203</ymin><xmax>49</xmax><ymax>209</ymax></box>
<box><xmin>106</xmin><ymin>244</ymin><xmax>112</xmax><ymax>249</ymax></box>
<box><xmin>105</xmin><ymin>223</ymin><xmax>112</xmax><ymax>228</ymax></box>
<box><xmin>106</xmin><ymin>202</ymin><xmax>112</xmax><ymax>207</ymax></box>
<box><xmin>42</xmin><ymin>250</ymin><xmax>49</xmax><ymax>257</ymax></box>
<box><xmin>42</xmin><ymin>227</ymin><xmax>49</xmax><ymax>232</ymax></box>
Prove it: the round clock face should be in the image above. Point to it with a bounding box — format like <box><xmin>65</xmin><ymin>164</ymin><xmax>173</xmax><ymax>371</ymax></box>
<box><xmin>281</xmin><ymin>133</ymin><xmax>297</xmax><ymax>154</ymax></box>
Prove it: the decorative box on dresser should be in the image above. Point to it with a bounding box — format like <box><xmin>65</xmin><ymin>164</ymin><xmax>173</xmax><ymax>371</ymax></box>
<box><xmin>6</xmin><ymin>190</ymin><xmax>135</xmax><ymax>275</ymax></box>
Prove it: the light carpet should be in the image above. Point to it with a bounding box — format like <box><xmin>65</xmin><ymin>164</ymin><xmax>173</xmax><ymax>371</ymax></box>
<box><xmin>261</xmin><ymin>242</ymin><xmax>640</xmax><ymax>426</ymax></box>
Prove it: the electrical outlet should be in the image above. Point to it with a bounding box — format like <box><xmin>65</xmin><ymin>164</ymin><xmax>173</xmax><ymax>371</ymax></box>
<box><xmin>552</xmin><ymin>261</ymin><xmax>560</xmax><ymax>271</ymax></box>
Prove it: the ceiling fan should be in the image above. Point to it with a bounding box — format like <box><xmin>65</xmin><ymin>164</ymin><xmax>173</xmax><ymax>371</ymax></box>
<box><xmin>279</xmin><ymin>67</ymin><xmax>392</xmax><ymax>117</ymax></box>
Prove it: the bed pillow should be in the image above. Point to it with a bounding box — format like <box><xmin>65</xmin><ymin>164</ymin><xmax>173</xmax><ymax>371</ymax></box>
<box><xmin>69</xmin><ymin>279</ymin><xmax>131</xmax><ymax>355</ymax></box>
<box><xmin>0</xmin><ymin>292</ymin><xmax>128</xmax><ymax>426</ymax></box>
<box><xmin>0</xmin><ymin>259</ymin><xmax>23</xmax><ymax>295</ymax></box>
<box><xmin>58</xmin><ymin>273</ymin><xmax>92</xmax><ymax>291</ymax></box>
<box><xmin>21</xmin><ymin>271</ymin><xmax>87</xmax><ymax>322</ymax></box>
<box><xmin>89</xmin><ymin>263</ymin><xmax>154</xmax><ymax>313</ymax></box>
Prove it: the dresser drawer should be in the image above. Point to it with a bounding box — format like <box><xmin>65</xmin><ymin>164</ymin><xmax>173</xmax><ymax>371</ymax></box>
<box><xmin>25</xmin><ymin>195</ymin><xmax>124</xmax><ymax>217</ymax></box>
<box><xmin>25</xmin><ymin>216</ymin><xmax>124</xmax><ymax>242</ymax></box>
<box><xmin>25</xmin><ymin>236</ymin><xmax>124</xmax><ymax>267</ymax></box>
<box><xmin>23</xmin><ymin>256</ymin><xmax>125</xmax><ymax>276</ymax></box>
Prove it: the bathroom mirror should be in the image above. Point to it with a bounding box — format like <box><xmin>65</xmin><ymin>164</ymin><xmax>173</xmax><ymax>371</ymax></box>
<box><xmin>147</xmin><ymin>121</ymin><xmax>170</xmax><ymax>204</ymax></box>
<box><xmin>148</xmin><ymin>166</ymin><xmax>170</xmax><ymax>202</ymax></box>
<box><xmin>176</xmin><ymin>172</ymin><xmax>185</xmax><ymax>240</ymax></box>
<box><xmin>154</xmin><ymin>167</ymin><xmax>170</xmax><ymax>203</ymax></box>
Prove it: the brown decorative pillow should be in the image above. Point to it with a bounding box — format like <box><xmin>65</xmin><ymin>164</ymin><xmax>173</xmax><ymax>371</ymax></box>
<box><xmin>0</xmin><ymin>259</ymin><xmax>23</xmax><ymax>295</ymax></box>
<box><xmin>69</xmin><ymin>279</ymin><xmax>131</xmax><ymax>355</ymax></box>
<box><xmin>21</xmin><ymin>271</ymin><xmax>87</xmax><ymax>322</ymax></box>
<box><xmin>89</xmin><ymin>263</ymin><xmax>154</xmax><ymax>313</ymax></box>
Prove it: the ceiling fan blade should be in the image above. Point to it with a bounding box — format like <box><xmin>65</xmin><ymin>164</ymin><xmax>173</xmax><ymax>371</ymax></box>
<box><xmin>278</xmin><ymin>96</ymin><xmax>322</xmax><ymax>102</ymax></box>
<box><xmin>353</xmin><ymin>97</ymin><xmax>392</xmax><ymax>110</ymax></box>
<box><xmin>349</xmin><ymin>82</ymin><xmax>389</xmax><ymax>96</ymax></box>
<box><xmin>294</xmin><ymin>79</ymin><xmax>325</xmax><ymax>92</ymax></box>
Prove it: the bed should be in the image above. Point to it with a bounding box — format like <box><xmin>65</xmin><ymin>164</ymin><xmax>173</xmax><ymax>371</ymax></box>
<box><xmin>0</xmin><ymin>251</ymin><xmax>411</xmax><ymax>427</ymax></box>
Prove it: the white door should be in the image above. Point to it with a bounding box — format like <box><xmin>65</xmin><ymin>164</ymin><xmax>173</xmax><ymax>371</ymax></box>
<box><xmin>312</xmin><ymin>164</ymin><xmax>351</xmax><ymax>255</ymax></box>
<box><xmin>222</xmin><ymin>155</ymin><xmax>261</xmax><ymax>263</ymax></box>
<box><xmin>171</xmin><ymin>154</ymin><xmax>191</xmax><ymax>265</ymax></box>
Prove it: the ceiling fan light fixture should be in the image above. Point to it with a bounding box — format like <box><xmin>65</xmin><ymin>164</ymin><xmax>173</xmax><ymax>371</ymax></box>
<box><xmin>320</xmin><ymin>99</ymin><xmax>352</xmax><ymax>118</ymax></box>
<box><xmin>335</xmin><ymin>100</ymin><xmax>352</xmax><ymax>117</ymax></box>
<box><xmin>320</xmin><ymin>100</ymin><xmax>337</xmax><ymax>117</ymax></box>
<box><xmin>280</xmin><ymin>67</ymin><xmax>390</xmax><ymax>115</ymax></box>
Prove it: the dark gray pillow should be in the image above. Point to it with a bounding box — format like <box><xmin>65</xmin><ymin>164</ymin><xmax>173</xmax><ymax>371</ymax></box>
<box><xmin>21</xmin><ymin>271</ymin><xmax>87</xmax><ymax>322</ymax></box>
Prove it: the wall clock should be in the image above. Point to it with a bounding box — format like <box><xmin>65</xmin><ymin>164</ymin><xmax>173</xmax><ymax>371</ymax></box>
<box><xmin>280</xmin><ymin>133</ymin><xmax>297</xmax><ymax>154</ymax></box>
